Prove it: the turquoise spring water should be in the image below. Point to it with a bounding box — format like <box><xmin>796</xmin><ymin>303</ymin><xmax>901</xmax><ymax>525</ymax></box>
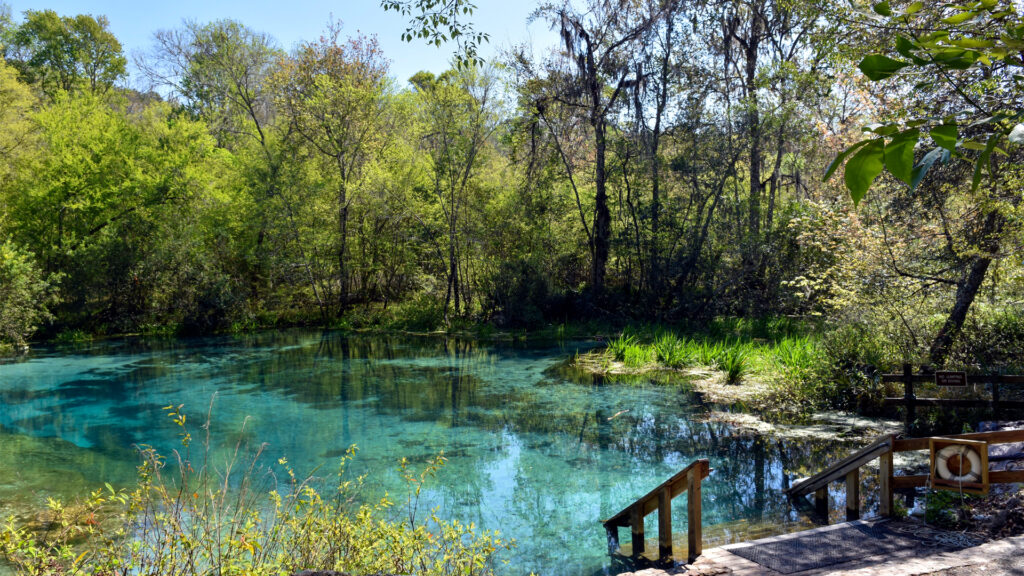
<box><xmin>0</xmin><ymin>330</ymin><xmax>868</xmax><ymax>575</ymax></box>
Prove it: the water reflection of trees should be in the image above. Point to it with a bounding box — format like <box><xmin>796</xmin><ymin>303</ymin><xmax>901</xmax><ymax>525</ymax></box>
<box><xmin>46</xmin><ymin>333</ymin><xmax>870</xmax><ymax>523</ymax></box>
<box><xmin>176</xmin><ymin>333</ymin><xmax>873</xmax><ymax>567</ymax></box>
<box><xmin>0</xmin><ymin>332</ymin><xmax>884</xmax><ymax>575</ymax></box>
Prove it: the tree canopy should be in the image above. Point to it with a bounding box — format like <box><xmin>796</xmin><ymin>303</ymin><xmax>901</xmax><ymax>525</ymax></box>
<box><xmin>0</xmin><ymin>1</ymin><xmax>1022</xmax><ymax>376</ymax></box>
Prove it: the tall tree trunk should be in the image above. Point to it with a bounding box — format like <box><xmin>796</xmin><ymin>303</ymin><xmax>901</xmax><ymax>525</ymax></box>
<box><xmin>337</xmin><ymin>171</ymin><xmax>349</xmax><ymax>315</ymax></box>
<box><xmin>592</xmin><ymin>120</ymin><xmax>611</xmax><ymax>296</ymax></box>
<box><xmin>649</xmin><ymin>132</ymin><xmax>661</xmax><ymax>292</ymax></box>
<box><xmin>929</xmin><ymin>211</ymin><xmax>1002</xmax><ymax>365</ymax></box>
<box><xmin>450</xmin><ymin>208</ymin><xmax>459</xmax><ymax>315</ymax></box>
<box><xmin>744</xmin><ymin>11</ymin><xmax>763</xmax><ymax>312</ymax></box>
<box><xmin>648</xmin><ymin>14</ymin><xmax>672</xmax><ymax>294</ymax></box>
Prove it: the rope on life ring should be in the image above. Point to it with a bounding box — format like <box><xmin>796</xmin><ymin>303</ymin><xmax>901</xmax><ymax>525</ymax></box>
<box><xmin>935</xmin><ymin>444</ymin><xmax>982</xmax><ymax>483</ymax></box>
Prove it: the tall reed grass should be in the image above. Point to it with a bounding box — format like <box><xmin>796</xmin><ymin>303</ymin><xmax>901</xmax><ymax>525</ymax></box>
<box><xmin>593</xmin><ymin>321</ymin><xmax>824</xmax><ymax>387</ymax></box>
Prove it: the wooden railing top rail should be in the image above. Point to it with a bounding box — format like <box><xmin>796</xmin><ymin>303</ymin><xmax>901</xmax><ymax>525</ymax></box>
<box><xmin>881</xmin><ymin>373</ymin><xmax>1024</xmax><ymax>384</ymax></box>
<box><xmin>893</xmin><ymin>428</ymin><xmax>1024</xmax><ymax>452</ymax></box>
<box><xmin>890</xmin><ymin>428</ymin><xmax>1024</xmax><ymax>489</ymax></box>
<box><xmin>893</xmin><ymin>469</ymin><xmax>1024</xmax><ymax>489</ymax></box>
<box><xmin>786</xmin><ymin>435</ymin><xmax>893</xmax><ymax>497</ymax></box>
<box><xmin>787</xmin><ymin>428</ymin><xmax>1024</xmax><ymax>524</ymax></box>
<box><xmin>603</xmin><ymin>459</ymin><xmax>710</xmax><ymax>527</ymax></box>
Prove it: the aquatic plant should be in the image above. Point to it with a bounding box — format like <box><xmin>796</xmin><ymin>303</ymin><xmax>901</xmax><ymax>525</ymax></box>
<box><xmin>52</xmin><ymin>328</ymin><xmax>91</xmax><ymax>344</ymax></box>
<box><xmin>770</xmin><ymin>336</ymin><xmax>822</xmax><ymax>372</ymax></box>
<box><xmin>653</xmin><ymin>333</ymin><xmax>692</xmax><ymax>369</ymax></box>
<box><xmin>607</xmin><ymin>333</ymin><xmax>638</xmax><ymax>362</ymax></box>
<box><xmin>694</xmin><ymin>340</ymin><xmax>724</xmax><ymax>367</ymax></box>
<box><xmin>717</xmin><ymin>346</ymin><xmax>750</xmax><ymax>385</ymax></box>
<box><xmin>622</xmin><ymin>343</ymin><xmax>655</xmax><ymax>368</ymax></box>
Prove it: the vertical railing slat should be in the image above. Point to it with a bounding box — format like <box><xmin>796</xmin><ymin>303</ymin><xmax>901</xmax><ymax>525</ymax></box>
<box><xmin>687</xmin><ymin>463</ymin><xmax>703</xmax><ymax>562</ymax></box>
<box><xmin>879</xmin><ymin>447</ymin><xmax>894</xmax><ymax>517</ymax></box>
<box><xmin>630</xmin><ymin>505</ymin><xmax>644</xmax><ymax>556</ymax></box>
<box><xmin>845</xmin><ymin>468</ymin><xmax>860</xmax><ymax>521</ymax></box>
<box><xmin>658</xmin><ymin>487</ymin><xmax>672</xmax><ymax>560</ymax></box>
<box><xmin>814</xmin><ymin>487</ymin><xmax>828</xmax><ymax>517</ymax></box>
<box><xmin>605</xmin><ymin>460</ymin><xmax>708</xmax><ymax>563</ymax></box>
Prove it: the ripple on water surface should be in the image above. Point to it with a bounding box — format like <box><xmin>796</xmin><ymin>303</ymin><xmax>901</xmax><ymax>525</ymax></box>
<box><xmin>0</xmin><ymin>331</ymin><xmax>868</xmax><ymax>575</ymax></box>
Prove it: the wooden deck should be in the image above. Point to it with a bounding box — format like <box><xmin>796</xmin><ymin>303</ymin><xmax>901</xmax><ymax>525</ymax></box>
<box><xmin>611</xmin><ymin>430</ymin><xmax>1024</xmax><ymax>576</ymax></box>
<box><xmin>617</xmin><ymin>520</ymin><xmax>1024</xmax><ymax>576</ymax></box>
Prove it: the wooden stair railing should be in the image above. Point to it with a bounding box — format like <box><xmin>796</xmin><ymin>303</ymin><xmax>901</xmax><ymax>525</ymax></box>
<box><xmin>603</xmin><ymin>459</ymin><xmax>710</xmax><ymax>563</ymax></box>
<box><xmin>787</xmin><ymin>429</ymin><xmax>1024</xmax><ymax>522</ymax></box>
<box><xmin>786</xmin><ymin>435</ymin><xmax>894</xmax><ymax>521</ymax></box>
<box><xmin>889</xmin><ymin>429</ymin><xmax>1024</xmax><ymax>488</ymax></box>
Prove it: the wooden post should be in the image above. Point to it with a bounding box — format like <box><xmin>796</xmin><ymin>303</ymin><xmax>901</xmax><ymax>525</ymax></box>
<box><xmin>814</xmin><ymin>487</ymin><xmax>828</xmax><ymax>517</ymax></box>
<box><xmin>630</xmin><ymin>506</ymin><xmax>645</xmax><ymax>557</ymax></box>
<box><xmin>845</xmin><ymin>468</ymin><xmax>860</xmax><ymax>521</ymax></box>
<box><xmin>605</xmin><ymin>524</ymin><xmax>620</xmax><ymax>554</ymax></box>
<box><xmin>903</xmin><ymin>364</ymin><xmax>916</xmax><ymax>434</ymax></box>
<box><xmin>879</xmin><ymin>448</ymin><xmax>894</xmax><ymax>518</ymax></box>
<box><xmin>658</xmin><ymin>487</ymin><xmax>672</xmax><ymax>562</ymax></box>
<box><xmin>687</xmin><ymin>463</ymin><xmax>704</xmax><ymax>562</ymax></box>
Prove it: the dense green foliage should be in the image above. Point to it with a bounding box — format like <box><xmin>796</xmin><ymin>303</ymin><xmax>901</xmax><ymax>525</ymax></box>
<box><xmin>0</xmin><ymin>238</ymin><xmax>57</xmax><ymax>349</ymax></box>
<box><xmin>0</xmin><ymin>0</ymin><xmax>1022</xmax><ymax>382</ymax></box>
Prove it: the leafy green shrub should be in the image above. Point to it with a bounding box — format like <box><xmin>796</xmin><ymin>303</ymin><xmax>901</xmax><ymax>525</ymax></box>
<box><xmin>0</xmin><ymin>405</ymin><xmax>512</xmax><ymax>576</ymax></box>
<box><xmin>707</xmin><ymin>316</ymin><xmax>807</xmax><ymax>341</ymax></box>
<box><xmin>486</xmin><ymin>258</ymin><xmax>551</xmax><ymax>329</ymax></box>
<box><xmin>390</xmin><ymin>291</ymin><xmax>445</xmax><ymax>331</ymax></box>
<box><xmin>142</xmin><ymin>322</ymin><xmax>182</xmax><ymax>337</ymax></box>
<box><xmin>949</xmin><ymin>307</ymin><xmax>1024</xmax><ymax>371</ymax></box>
<box><xmin>178</xmin><ymin>272</ymin><xmax>249</xmax><ymax>336</ymax></box>
<box><xmin>0</xmin><ymin>239</ymin><xmax>58</xmax><ymax>349</ymax></box>
<box><xmin>53</xmin><ymin>328</ymin><xmax>91</xmax><ymax>344</ymax></box>
<box><xmin>771</xmin><ymin>336</ymin><xmax>822</xmax><ymax>372</ymax></box>
<box><xmin>652</xmin><ymin>332</ymin><xmax>678</xmax><ymax>359</ymax></box>
<box><xmin>764</xmin><ymin>324</ymin><xmax>892</xmax><ymax>412</ymax></box>
<box><xmin>819</xmin><ymin>322</ymin><xmax>897</xmax><ymax>372</ymax></box>
<box><xmin>923</xmin><ymin>489</ymin><xmax>977</xmax><ymax>528</ymax></box>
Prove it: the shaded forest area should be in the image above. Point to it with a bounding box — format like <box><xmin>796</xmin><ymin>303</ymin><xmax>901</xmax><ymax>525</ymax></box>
<box><xmin>1</xmin><ymin>0</ymin><xmax>1023</xmax><ymax>375</ymax></box>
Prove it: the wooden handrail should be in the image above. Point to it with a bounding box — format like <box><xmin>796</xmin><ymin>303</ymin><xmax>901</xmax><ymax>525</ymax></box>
<box><xmin>888</xmin><ymin>428</ymin><xmax>1024</xmax><ymax>488</ymax></box>
<box><xmin>881</xmin><ymin>373</ymin><xmax>1024</xmax><ymax>384</ymax></box>
<box><xmin>786</xmin><ymin>435</ymin><xmax>892</xmax><ymax>497</ymax></box>
<box><xmin>603</xmin><ymin>459</ymin><xmax>710</xmax><ymax>563</ymax></box>
<box><xmin>787</xmin><ymin>428</ymin><xmax>1024</xmax><ymax>524</ymax></box>
<box><xmin>603</xmin><ymin>459</ymin><xmax>710</xmax><ymax>525</ymax></box>
<box><xmin>893</xmin><ymin>470</ymin><xmax>1024</xmax><ymax>489</ymax></box>
<box><xmin>785</xmin><ymin>435</ymin><xmax>895</xmax><ymax>522</ymax></box>
<box><xmin>893</xmin><ymin>428</ymin><xmax>1024</xmax><ymax>452</ymax></box>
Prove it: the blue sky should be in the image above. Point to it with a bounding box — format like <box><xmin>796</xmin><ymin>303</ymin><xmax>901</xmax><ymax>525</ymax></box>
<box><xmin>5</xmin><ymin>0</ymin><xmax>558</xmax><ymax>88</ymax></box>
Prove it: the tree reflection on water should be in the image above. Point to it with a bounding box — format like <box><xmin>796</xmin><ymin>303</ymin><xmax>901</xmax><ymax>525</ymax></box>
<box><xmin>0</xmin><ymin>331</ymin><xmax>873</xmax><ymax>575</ymax></box>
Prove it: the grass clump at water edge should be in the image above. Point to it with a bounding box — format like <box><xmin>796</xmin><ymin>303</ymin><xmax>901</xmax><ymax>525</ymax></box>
<box><xmin>717</xmin><ymin>346</ymin><xmax>751</xmax><ymax>385</ymax></box>
<box><xmin>574</xmin><ymin>320</ymin><xmax>828</xmax><ymax>393</ymax></box>
<box><xmin>0</xmin><ymin>403</ymin><xmax>512</xmax><ymax>576</ymax></box>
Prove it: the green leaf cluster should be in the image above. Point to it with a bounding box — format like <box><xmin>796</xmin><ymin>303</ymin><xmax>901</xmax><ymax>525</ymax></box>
<box><xmin>829</xmin><ymin>0</ymin><xmax>1023</xmax><ymax>201</ymax></box>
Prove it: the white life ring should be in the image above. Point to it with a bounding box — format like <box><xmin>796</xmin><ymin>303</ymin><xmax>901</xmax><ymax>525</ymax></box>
<box><xmin>935</xmin><ymin>444</ymin><xmax>983</xmax><ymax>483</ymax></box>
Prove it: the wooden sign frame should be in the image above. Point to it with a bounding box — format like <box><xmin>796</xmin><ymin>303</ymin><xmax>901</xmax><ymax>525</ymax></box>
<box><xmin>929</xmin><ymin>437</ymin><xmax>989</xmax><ymax>495</ymax></box>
